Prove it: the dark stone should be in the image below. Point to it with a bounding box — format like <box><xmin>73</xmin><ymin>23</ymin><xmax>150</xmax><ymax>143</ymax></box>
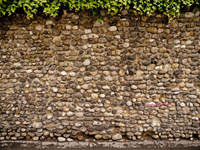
<box><xmin>143</xmin><ymin>61</ymin><xmax>151</xmax><ymax>66</ymax></box>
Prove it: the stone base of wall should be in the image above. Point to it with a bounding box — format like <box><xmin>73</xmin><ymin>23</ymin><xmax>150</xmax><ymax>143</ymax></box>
<box><xmin>1</xmin><ymin>140</ymin><xmax>200</xmax><ymax>150</ymax></box>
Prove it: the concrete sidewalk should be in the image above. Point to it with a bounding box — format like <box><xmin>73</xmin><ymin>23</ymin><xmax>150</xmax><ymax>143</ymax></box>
<box><xmin>0</xmin><ymin>140</ymin><xmax>200</xmax><ymax>150</ymax></box>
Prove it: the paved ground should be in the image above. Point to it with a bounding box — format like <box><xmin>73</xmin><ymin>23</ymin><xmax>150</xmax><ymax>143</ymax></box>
<box><xmin>0</xmin><ymin>140</ymin><xmax>200</xmax><ymax>150</ymax></box>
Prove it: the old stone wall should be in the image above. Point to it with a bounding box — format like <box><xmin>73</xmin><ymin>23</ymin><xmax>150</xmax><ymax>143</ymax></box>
<box><xmin>0</xmin><ymin>10</ymin><xmax>199</xmax><ymax>142</ymax></box>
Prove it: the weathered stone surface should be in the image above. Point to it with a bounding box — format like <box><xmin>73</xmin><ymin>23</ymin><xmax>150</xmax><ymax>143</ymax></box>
<box><xmin>180</xmin><ymin>102</ymin><xmax>186</xmax><ymax>107</ymax></box>
<box><xmin>108</xmin><ymin>26</ymin><xmax>117</xmax><ymax>32</ymax></box>
<box><xmin>83</xmin><ymin>59</ymin><xmax>91</xmax><ymax>66</ymax></box>
<box><xmin>0</xmin><ymin>11</ymin><xmax>199</xmax><ymax>142</ymax></box>
<box><xmin>95</xmin><ymin>134</ymin><xmax>102</xmax><ymax>139</ymax></box>
<box><xmin>58</xmin><ymin>137</ymin><xmax>66</xmax><ymax>142</ymax></box>
<box><xmin>126</xmin><ymin>101</ymin><xmax>132</xmax><ymax>106</ymax></box>
<box><xmin>32</xmin><ymin>122</ymin><xmax>43</xmax><ymax>129</ymax></box>
<box><xmin>35</xmin><ymin>25</ymin><xmax>43</xmax><ymax>31</ymax></box>
<box><xmin>66</xmin><ymin>25</ymin><xmax>72</xmax><ymax>30</ymax></box>
<box><xmin>52</xmin><ymin>87</ymin><xmax>58</xmax><ymax>93</ymax></box>
<box><xmin>185</xmin><ymin>12</ymin><xmax>194</xmax><ymax>18</ymax></box>
<box><xmin>46</xmin><ymin>20</ymin><xmax>53</xmax><ymax>25</ymax></box>
<box><xmin>121</xmin><ymin>9</ymin><xmax>128</xmax><ymax>15</ymax></box>
<box><xmin>91</xmin><ymin>93</ymin><xmax>98</xmax><ymax>99</ymax></box>
<box><xmin>112</xmin><ymin>134</ymin><xmax>122</xmax><ymax>140</ymax></box>
<box><xmin>46</xmin><ymin>114</ymin><xmax>53</xmax><ymax>119</ymax></box>
<box><xmin>146</xmin><ymin>27</ymin><xmax>157</xmax><ymax>33</ymax></box>
<box><xmin>67</xmin><ymin>111</ymin><xmax>74</xmax><ymax>117</ymax></box>
<box><xmin>152</xmin><ymin>135</ymin><xmax>159</xmax><ymax>139</ymax></box>
<box><xmin>60</xmin><ymin>71</ymin><xmax>67</xmax><ymax>76</ymax></box>
<box><xmin>152</xmin><ymin>118</ymin><xmax>161</xmax><ymax>127</ymax></box>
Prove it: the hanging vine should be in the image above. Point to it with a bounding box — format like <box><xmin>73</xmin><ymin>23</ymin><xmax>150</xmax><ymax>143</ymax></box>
<box><xmin>0</xmin><ymin>0</ymin><xmax>199</xmax><ymax>19</ymax></box>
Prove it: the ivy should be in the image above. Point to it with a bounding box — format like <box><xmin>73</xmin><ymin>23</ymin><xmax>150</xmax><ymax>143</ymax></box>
<box><xmin>0</xmin><ymin>0</ymin><xmax>199</xmax><ymax>19</ymax></box>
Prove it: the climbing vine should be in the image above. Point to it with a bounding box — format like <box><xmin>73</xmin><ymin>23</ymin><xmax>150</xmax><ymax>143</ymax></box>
<box><xmin>0</xmin><ymin>0</ymin><xmax>199</xmax><ymax>18</ymax></box>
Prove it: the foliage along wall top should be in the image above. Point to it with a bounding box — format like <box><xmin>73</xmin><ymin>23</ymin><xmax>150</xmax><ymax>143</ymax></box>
<box><xmin>0</xmin><ymin>0</ymin><xmax>200</xmax><ymax>19</ymax></box>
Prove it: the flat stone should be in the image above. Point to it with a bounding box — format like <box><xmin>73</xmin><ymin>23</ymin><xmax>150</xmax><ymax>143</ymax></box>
<box><xmin>33</xmin><ymin>137</ymin><xmax>39</xmax><ymax>141</ymax></box>
<box><xmin>81</xmin><ymin>35</ymin><xmax>88</xmax><ymax>40</ymax></box>
<box><xmin>95</xmin><ymin>134</ymin><xmax>102</xmax><ymax>139</ymax></box>
<box><xmin>67</xmin><ymin>111</ymin><xmax>74</xmax><ymax>116</ymax></box>
<box><xmin>75</xmin><ymin>123</ymin><xmax>82</xmax><ymax>127</ymax></box>
<box><xmin>174</xmin><ymin>40</ymin><xmax>180</xmax><ymax>44</ymax></box>
<box><xmin>185</xmin><ymin>12</ymin><xmax>194</xmax><ymax>18</ymax></box>
<box><xmin>84</xmin><ymin>76</ymin><xmax>92</xmax><ymax>81</ymax></box>
<box><xmin>152</xmin><ymin>135</ymin><xmax>159</xmax><ymax>139</ymax></box>
<box><xmin>58</xmin><ymin>137</ymin><xmax>66</xmax><ymax>142</ymax></box>
<box><xmin>91</xmin><ymin>93</ymin><xmax>98</xmax><ymax>99</ymax></box>
<box><xmin>126</xmin><ymin>101</ymin><xmax>132</xmax><ymax>106</ymax></box>
<box><xmin>67</xmin><ymin>138</ymin><xmax>73</xmax><ymax>142</ymax></box>
<box><xmin>9</xmin><ymin>25</ymin><xmax>18</xmax><ymax>30</ymax></box>
<box><xmin>52</xmin><ymin>87</ymin><xmax>58</xmax><ymax>93</ymax></box>
<box><xmin>46</xmin><ymin>20</ymin><xmax>53</xmax><ymax>25</ymax></box>
<box><xmin>185</xmin><ymin>40</ymin><xmax>193</xmax><ymax>45</ymax></box>
<box><xmin>14</xmin><ymin>62</ymin><xmax>21</xmax><ymax>67</ymax></box>
<box><xmin>63</xmin><ymin>134</ymin><xmax>70</xmax><ymax>138</ymax></box>
<box><xmin>105</xmin><ymin>76</ymin><xmax>112</xmax><ymax>81</ymax></box>
<box><xmin>46</xmin><ymin>114</ymin><xmax>53</xmax><ymax>119</ymax></box>
<box><xmin>131</xmin><ymin>85</ymin><xmax>137</xmax><ymax>89</ymax></box>
<box><xmin>61</xmin><ymin>71</ymin><xmax>67</xmax><ymax>76</ymax></box>
<box><xmin>72</xmin><ymin>14</ymin><xmax>79</xmax><ymax>20</ymax></box>
<box><xmin>26</xmin><ymin>69</ymin><xmax>33</xmax><ymax>73</ymax></box>
<box><xmin>82</xmin><ymin>84</ymin><xmax>90</xmax><ymax>90</ymax></box>
<box><xmin>146</xmin><ymin>27</ymin><xmax>157</xmax><ymax>33</ymax></box>
<box><xmin>60</xmin><ymin>62</ymin><xmax>69</xmax><ymax>67</ymax></box>
<box><xmin>188</xmin><ymin>95</ymin><xmax>197</xmax><ymax>99</ymax></box>
<box><xmin>66</xmin><ymin>25</ymin><xmax>72</xmax><ymax>30</ymax></box>
<box><xmin>172</xmin><ymin>87</ymin><xmax>179</xmax><ymax>91</ymax></box>
<box><xmin>108</xmin><ymin>26</ymin><xmax>117</xmax><ymax>32</ymax></box>
<box><xmin>72</xmin><ymin>25</ymin><xmax>78</xmax><ymax>30</ymax></box>
<box><xmin>32</xmin><ymin>122</ymin><xmax>42</xmax><ymax>129</ymax></box>
<box><xmin>85</xmin><ymin>29</ymin><xmax>91</xmax><ymax>34</ymax></box>
<box><xmin>102</xmin><ymin>85</ymin><xmax>110</xmax><ymax>90</ymax></box>
<box><xmin>112</xmin><ymin>133</ymin><xmax>122</xmax><ymax>140</ymax></box>
<box><xmin>75</xmin><ymin>112</ymin><xmax>84</xmax><ymax>117</ymax></box>
<box><xmin>195</xmin><ymin>11</ymin><xmax>200</xmax><ymax>16</ymax></box>
<box><xmin>121</xmin><ymin>9</ymin><xmax>128</xmax><ymax>15</ymax></box>
<box><xmin>53</xmin><ymin>36</ymin><xmax>61</xmax><ymax>43</ymax></box>
<box><xmin>180</xmin><ymin>102</ymin><xmax>185</xmax><ymax>107</ymax></box>
<box><xmin>186</xmin><ymin>83</ymin><xmax>194</xmax><ymax>88</ymax></box>
<box><xmin>94</xmin><ymin>21</ymin><xmax>102</xmax><ymax>27</ymax></box>
<box><xmin>0</xmin><ymin>137</ymin><xmax>5</xmax><ymax>140</ymax></box>
<box><xmin>100</xmin><ymin>94</ymin><xmax>105</xmax><ymax>98</ymax></box>
<box><xmin>138</xmin><ymin>84</ymin><xmax>146</xmax><ymax>89</ymax></box>
<box><xmin>151</xmin><ymin>47</ymin><xmax>158</xmax><ymax>53</ymax></box>
<box><xmin>35</xmin><ymin>25</ymin><xmax>43</xmax><ymax>31</ymax></box>
<box><xmin>99</xmin><ymin>38</ymin><xmax>107</xmax><ymax>43</ymax></box>
<box><xmin>83</xmin><ymin>59</ymin><xmax>91</xmax><ymax>66</ymax></box>
<box><xmin>147</xmin><ymin>64</ymin><xmax>155</xmax><ymax>71</ymax></box>
<box><xmin>152</xmin><ymin>117</ymin><xmax>161</xmax><ymax>127</ymax></box>
<box><xmin>174</xmin><ymin>133</ymin><xmax>181</xmax><ymax>138</ymax></box>
<box><xmin>69</xmin><ymin>72</ymin><xmax>76</xmax><ymax>77</ymax></box>
<box><xmin>88</xmin><ymin>34</ymin><xmax>99</xmax><ymax>38</ymax></box>
<box><xmin>44</xmin><ymin>131</ymin><xmax>49</xmax><ymax>136</ymax></box>
<box><xmin>123</xmin><ymin>43</ymin><xmax>129</xmax><ymax>48</ymax></box>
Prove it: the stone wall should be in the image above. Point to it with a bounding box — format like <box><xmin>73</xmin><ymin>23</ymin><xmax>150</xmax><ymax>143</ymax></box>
<box><xmin>0</xmin><ymin>10</ymin><xmax>199</xmax><ymax>142</ymax></box>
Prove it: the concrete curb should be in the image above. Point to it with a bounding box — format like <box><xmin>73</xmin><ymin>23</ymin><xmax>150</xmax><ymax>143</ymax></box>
<box><xmin>0</xmin><ymin>140</ymin><xmax>200</xmax><ymax>149</ymax></box>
